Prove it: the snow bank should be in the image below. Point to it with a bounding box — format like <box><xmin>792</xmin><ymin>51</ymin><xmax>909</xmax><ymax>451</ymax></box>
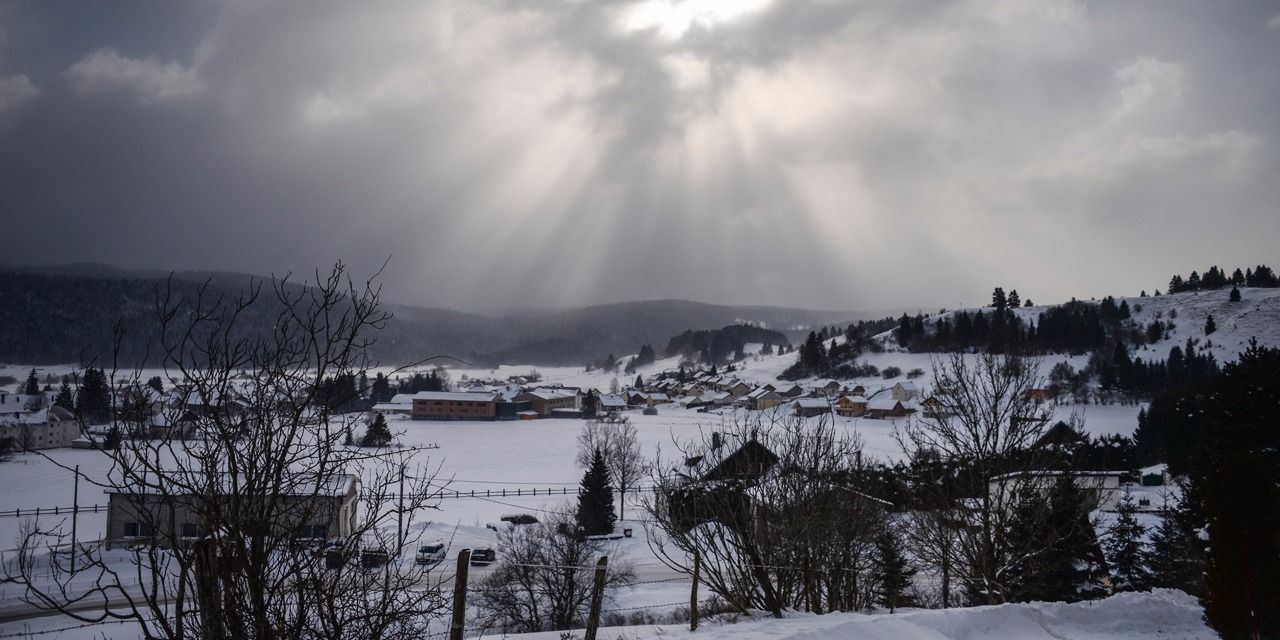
<box><xmin>508</xmin><ymin>589</ymin><xmax>1213</xmax><ymax>640</ymax></box>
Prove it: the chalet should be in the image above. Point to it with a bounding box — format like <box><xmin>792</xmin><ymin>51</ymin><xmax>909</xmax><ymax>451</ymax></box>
<box><xmin>813</xmin><ymin>380</ymin><xmax>843</xmax><ymax>397</ymax></box>
<box><xmin>725</xmin><ymin>381</ymin><xmax>753</xmax><ymax>398</ymax></box>
<box><xmin>598</xmin><ymin>394</ymin><xmax>629</xmax><ymax>414</ymax></box>
<box><xmin>684</xmin><ymin>438</ymin><xmax>780</xmax><ymax>484</ymax></box>
<box><xmin>106</xmin><ymin>473</ymin><xmax>358</xmax><ymax>549</ymax></box>
<box><xmin>412</xmin><ymin>391</ymin><xmax>498</xmax><ymax>421</ymax></box>
<box><xmin>847</xmin><ymin>384</ymin><xmax>866</xmax><ymax>396</ymax></box>
<box><xmin>777</xmin><ymin>384</ymin><xmax>805</xmax><ymax>399</ymax></box>
<box><xmin>920</xmin><ymin>396</ymin><xmax>954</xmax><ymax>419</ymax></box>
<box><xmin>625</xmin><ymin>391</ymin><xmax>648</xmax><ymax>407</ymax></box>
<box><xmin>514</xmin><ymin>389</ymin><xmax>578</xmax><ymax>417</ymax></box>
<box><xmin>865</xmin><ymin>396</ymin><xmax>909</xmax><ymax>419</ymax></box>
<box><xmin>745</xmin><ymin>388</ymin><xmax>784</xmax><ymax>411</ymax></box>
<box><xmin>889</xmin><ymin>381</ymin><xmax>920</xmax><ymax>402</ymax></box>
<box><xmin>646</xmin><ymin>392</ymin><xmax>671</xmax><ymax>405</ymax></box>
<box><xmin>834</xmin><ymin>395</ymin><xmax>867</xmax><ymax>417</ymax></box>
<box><xmin>792</xmin><ymin>397</ymin><xmax>832</xmax><ymax>418</ymax></box>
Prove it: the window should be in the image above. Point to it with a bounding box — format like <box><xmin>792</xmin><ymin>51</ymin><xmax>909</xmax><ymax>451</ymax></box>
<box><xmin>123</xmin><ymin>522</ymin><xmax>153</xmax><ymax>538</ymax></box>
<box><xmin>181</xmin><ymin>523</ymin><xmax>202</xmax><ymax>539</ymax></box>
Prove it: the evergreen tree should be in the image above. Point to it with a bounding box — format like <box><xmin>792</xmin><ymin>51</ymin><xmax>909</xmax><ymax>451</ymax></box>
<box><xmin>991</xmin><ymin>287</ymin><xmax>1007</xmax><ymax>310</ymax></box>
<box><xmin>896</xmin><ymin>314</ymin><xmax>912</xmax><ymax>348</ymax></box>
<box><xmin>1103</xmin><ymin>491</ymin><xmax>1151</xmax><ymax>592</ymax></box>
<box><xmin>576</xmin><ymin>449</ymin><xmax>616</xmax><ymax>536</ymax></box>
<box><xmin>1187</xmin><ymin>271</ymin><xmax>1201</xmax><ymax>290</ymax></box>
<box><xmin>1204</xmin><ymin>314</ymin><xmax>1216</xmax><ymax>336</ymax></box>
<box><xmin>361</xmin><ymin>413</ymin><xmax>393</xmax><ymax>447</ymax></box>
<box><xmin>146</xmin><ymin>376</ymin><xmax>164</xmax><ymax>393</ymax></box>
<box><xmin>872</xmin><ymin>529</ymin><xmax>917</xmax><ymax>613</ymax></box>
<box><xmin>1229</xmin><ymin>286</ymin><xmax>1241</xmax><ymax>302</ymax></box>
<box><xmin>343</xmin><ymin>427</ymin><xmax>354</xmax><ymax>446</ymax></box>
<box><xmin>1148</xmin><ymin>486</ymin><xmax>1205</xmax><ymax>595</ymax></box>
<box><xmin>370</xmin><ymin>373</ymin><xmax>394</xmax><ymax>403</ymax></box>
<box><xmin>1231</xmin><ymin>268</ymin><xmax>1245</xmax><ymax>286</ymax></box>
<box><xmin>1007</xmin><ymin>290</ymin><xmax>1020</xmax><ymax>309</ymax></box>
<box><xmin>24</xmin><ymin>369</ymin><xmax>39</xmax><ymax>396</ymax></box>
<box><xmin>582</xmin><ymin>389</ymin><xmax>598</xmax><ymax>420</ymax></box>
<box><xmin>76</xmin><ymin>367</ymin><xmax>112</xmax><ymax>424</ymax></box>
<box><xmin>1007</xmin><ymin>476</ymin><xmax>1109</xmax><ymax>602</ymax></box>
<box><xmin>1202</xmin><ymin>451</ymin><xmax>1280</xmax><ymax>639</ymax></box>
<box><xmin>54</xmin><ymin>382</ymin><xmax>74</xmax><ymax>410</ymax></box>
<box><xmin>634</xmin><ymin>375</ymin><xmax>644</xmax><ymax>389</ymax></box>
<box><xmin>101</xmin><ymin>426</ymin><xmax>122</xmax><ymax>451</ymax></box>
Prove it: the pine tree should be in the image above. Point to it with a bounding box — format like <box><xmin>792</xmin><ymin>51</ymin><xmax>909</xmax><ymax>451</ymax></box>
<box><xmin>576</xmin><ymin>449</ymin><xmax>616</xmax><ymax>536</ymax></box>
<box><xmin>1148</xmin><ymin>487</ymin><xmax>1204</xmax><ymax>595</ymax></box>
<box><xmin>991</xmin><ymin>287</ymin><xmax>1007</xmax><ymax>310</ymax></box>
<box><xmin>872</xmin><ymin>529</ymin><xmax>917</xmax><ymax>613</ymax></box>
<box><xmin>1007</xmin><ymin>476</ymin><xmax>1109</xmax><ymax>602</ymax></box>
<box><xmin>146</xmin><ymin>376</ymin><xmax>164</xmax><ymax>393</ymax></box>
<box><xmin>582</xmin><ymin>389</ymin><xmax>598</xmax><ymax>420</ymax></box>
<box><xmin>24</xmin><ymin>369</ymin><xmax>39</xmax><ymax>396</ymax></box>
<box><xmin>54</xmin><ymin>382</ymin><xmax>74</xmax><ymax>410</ymax></box>
<box><xmin>1202</xmin><ymin>451</ymin><xmax>1280</xmax><ymax>639</ymax></box>
<box><xmin>634</xmin><ymin>375</ymin><xmax>644</xmax><ymax>389</ymax></box>
<box><xmin>1007</xmin><ymin>290</ymin><xmax>1020</xmax><ymax>309</ymax></box>
<box><xmin>101</xmin><ymin>426</ymin><xmax>121</xmax><ymax>451</ymax></box>
<box><xmin>370</xmin><ymin>373</ymin><xmax>393</xmax><ymax>403</ymax></box>
<box><xmin>361</xmin><ymin>413</ymin><xmax>392</xmax><ymax>447</ymax></box>
<box><xmin>1229</xmin><ymin>286</ymin><xmax>1241</xmax><ymax>302</ymax></box>
<box><xmin>1204</xmin><ymin>314</ymin><xmax>1217</xmax><ymax>336</ymax></box>
<box><xmin>1104</xmin><ymin>491</ymin><xmax>1151</xmax><ymax>591</ymax></box>
<box><xmin>76</xmin><ymin>367</ymin><xmax>112</xmax><ymax>424</ymax></box>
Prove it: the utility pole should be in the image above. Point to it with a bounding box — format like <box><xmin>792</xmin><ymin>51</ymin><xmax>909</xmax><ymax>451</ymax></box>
<box><xmin>397</xmin><ymin>461</ymin><xmax>405</xmax><ymax>555</ymax></box>
<box><xmin>690</xmin><ymin>550</ymin><xmax>701</xmax><ymax>631</ymax></box>
<box><xmin>585</xmin><ymin>556</ymin><xmax>608</xmax><ymax>640</ymax></box>
<box><xmin>449</xmin><ymin>549</ymin><xmax>471</xmax><ymax>640</ymax></box>
<box><xmin>70</xmin><ymin>465</ymin><xmax>79</xmax><ymax>573</ymax></box>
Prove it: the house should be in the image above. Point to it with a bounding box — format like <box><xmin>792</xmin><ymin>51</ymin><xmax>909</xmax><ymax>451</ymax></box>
<box><xmin>920</xmin><ymin>396</ymin><xmax>954</xmax><ymax>419</ymax></box>
<box><xmin>847</xmin><ymin>384</ymin><xmax>866</xmax><ymax>396</ymax></box>
<box><xmin>725</xmin><ymin>381</ymin><xmax>753</xmax><ymax>398</ymax></box>
<box><xmin>411</xmin><ymin>391</ymin><xmax>498</xmax><ymax>421</ymax></box>
<box><xmin>792</xmin><ymin>397</ymin><xmax>832</xmax><ymax>418</ymax></box>
<box><xmin>777</xmin><ymin>384</ymin><xmax>805</xmax><ymax>399</ymax></box>
<box><xmin>625</xmin><ymin>391</ymin><xmax>649</xmax><ymax>407</ymax></box>
<box><xmin>987</xmin><ymin>470</ymin><xmax>1127</xmax><ymax>512</ymax></box>
<box><xmin>834</xmin><ymin>395</ymin><xmax>867</xmax><ymax>417</ymax></box>
<box><xmin>105</xmin><ymin>473</ymin><xmax>359</xmax><ymax>549</ymax></box>
<box><xmin>646</xmin><ymin>392</ymin><xmax>671</xmax><ymax>405</ymax></box>
<box><xmin>889</xmin><ymin>381</ymin><xmax>920</xmax><ymax>402</ymax></box>
<box><xmin>598</xmin><ymin>394</ymin><xmax>629</xmax><ymax>414</ymax></box>
<box><xmin>745</xmin><ymin>388</ymin><xmax>784</xmax><ymax>411</ymax></box>
<box><xmin>0</xmin><ymin>405</ymin><xmax>79</xmax><ymax>450</ymax></box>
<box><xmin>813</xmin><ymin>380</ymin><xmax>843</xmax><ymax>397</ymax></box>
<box><xmin>514</xmin><ymin>389</ymin><xmax>579</xmax><ymax>417</ymax></box>
<box><xmin>683</xmin><ymin>438</ymin><xmax>780</xmax><ymax>484</ymax></box>
<box><xmin>865</xmin><ymin>396</ymin><xmax>909</xmax><ymax>419</ymax></box>
<box><xmin>1023</xmin><ymin>388</ymin><xmax>1057</xmax><ymax>403</ymax></box>
<box><xmin>372</xmin><ymin>393</ymin><xmax>415</xmax><ymax>416</ymax></box>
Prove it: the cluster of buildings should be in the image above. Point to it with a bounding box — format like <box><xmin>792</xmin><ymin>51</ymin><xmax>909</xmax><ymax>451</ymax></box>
<box><xmin>0</xmin><ymin>391</ymin><xmax>80</xmax><ymax>450</ymax></box>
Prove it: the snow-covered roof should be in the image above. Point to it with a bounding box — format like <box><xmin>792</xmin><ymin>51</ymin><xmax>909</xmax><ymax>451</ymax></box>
<box><xmin>413</xmin><ymin>391</ymin><xmax>497</xmax><ymax>402</ymax></box>
<box><xmin>522</xmin><ymin>388</ymin><xmax>577</xmax><ymax>401</ymax></box>
<box><xmin>866</xmin><ymin>396</ymin><xmax>903</xmax><ymax>411</ymax></box>
<box><xmin>792</xmin><ymin>398</ymin><xmax>830</xmax><ymax>409</ymax></box>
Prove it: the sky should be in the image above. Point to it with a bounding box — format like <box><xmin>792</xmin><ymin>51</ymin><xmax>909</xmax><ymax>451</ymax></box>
<box><xmin>0</xmin><ymin>0</ymin><xmax>1277</xmax><ymax>313</ymax></box>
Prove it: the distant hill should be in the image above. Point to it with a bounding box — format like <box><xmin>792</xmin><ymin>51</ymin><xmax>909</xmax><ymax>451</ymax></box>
<box><xmin>0</xmin><ymin>267</ymin><xmax>866</xmax><ymax>367</ymax></box>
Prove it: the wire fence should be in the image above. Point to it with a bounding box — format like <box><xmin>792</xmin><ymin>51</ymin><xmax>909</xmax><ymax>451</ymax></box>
<box><xmin>0</xmin><ymin>505</ymin><xmax>106</xmax><ymax>519</ymax></box>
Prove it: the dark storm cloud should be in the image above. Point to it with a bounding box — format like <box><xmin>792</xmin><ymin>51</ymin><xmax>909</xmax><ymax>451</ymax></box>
<box><xmin>1</xmin><ymin>0</ymin><xmax>1277</xmax><ymax>311</ymax></box>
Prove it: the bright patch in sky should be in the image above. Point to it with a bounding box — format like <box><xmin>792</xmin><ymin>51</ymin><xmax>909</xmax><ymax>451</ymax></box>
<box><xmin>622</xmin><ymin>0</ymin><xmax>773</xmax><ymax>39</ymax></box>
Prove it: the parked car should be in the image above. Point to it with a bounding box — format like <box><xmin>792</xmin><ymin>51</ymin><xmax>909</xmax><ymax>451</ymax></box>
<box><xmin>415</xmin><ymin>542</ymin><xmax>447</xmax><ymax>566</ymax></box>
<box><xmin>469</xmin><ymin>547</ymin><xmax>497</xmax><ymax>566</ymax></box>
<box><xmin>361</xmin><ymin>548</ymin><xmax>391</xmax><ymax>569</ymax></box>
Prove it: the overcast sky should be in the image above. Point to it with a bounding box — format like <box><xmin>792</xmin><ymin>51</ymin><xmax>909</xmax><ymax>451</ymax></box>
<box><xmin>1</xmin><ymin>1</ymin><xmax>1277</xmax><ymax>312</ymax></box>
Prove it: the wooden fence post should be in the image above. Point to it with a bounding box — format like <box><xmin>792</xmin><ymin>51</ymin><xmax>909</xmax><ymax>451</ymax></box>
<box><xmin>584</xmin><ymin>556</ymin><xmax>608</xmax><ymax>640</ymax></box>
<box><xmin>690</xmin><ymin>550</ymin><xmax>701</xmax><ymax>631</ymax></box>
<box><xmin>450</xmin><ymin>549</ymin><xmax>471</xmax><ymax>640</ymax></box>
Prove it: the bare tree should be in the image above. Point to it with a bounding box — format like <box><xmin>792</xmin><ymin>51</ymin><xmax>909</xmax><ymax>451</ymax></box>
<box><xmin>474</xmin><ymin>508</ymin><xmax>634</xmax><ymax>633</ymax></box>
<box><xmin>895</xmin><ymin>353</ymin><xmax>1062</xmax><ymax>605</ymax></box>
<box><xmin>576</xmin><ymin>420</ymin><xmax>646</xmax><ymax>520</ymax></box>
<box><xmin>645</xmin><ymin>414</ymin><xmax>890</xmax><ymax>617</ymax></box>
<box><xmin>3</xmin><ymin>264</ymin><xmax>453</xmax><ymax>639</ymax></box>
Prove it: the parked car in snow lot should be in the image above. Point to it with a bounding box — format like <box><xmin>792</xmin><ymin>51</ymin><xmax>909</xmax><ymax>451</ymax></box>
<box><xmin>415</xmin><ymin>541</ymin><xmax>447</xmax><ymax>566</ymax></box>
<box><xmin>469</xmin><ymin>547</ymin><xmax>496</xmax><ymax>566</ymax></box>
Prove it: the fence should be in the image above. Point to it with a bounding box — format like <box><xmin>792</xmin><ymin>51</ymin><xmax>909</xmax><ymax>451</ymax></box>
<box><xmin>0</xmin><ymin>504</ymin><xmax>105</xmax><ymax>519</ymax></box>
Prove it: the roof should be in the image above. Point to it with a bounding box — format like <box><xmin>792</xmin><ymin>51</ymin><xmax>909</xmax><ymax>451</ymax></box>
<box><xmin>413</xmin><ymin>391</ymin><xmax>497</xmax><ymax>402</ymax></box>
<box><xmin>867</xmin><ymin>396</ymin><xmax>903</xmax><ymax>411</ymax></box>
<box><xmin>894</xmin><ymin>381</ymin><xmax>919</xmax><ymax>391</ymax></box>
<box><xmin>792</xmin><ymin>398</ymin><xmax>830</xmax><ymax>409</ymax></box>
<box><xmin>107</xmin><ymin>473</ymin><xmax>359</xmax><ymax>498</ymax></box>
<box><xmin>521</xmin><ymin>388</ymin><xmax>578</xmax><ymax>401</ymax></box>
<box><xmin>599</xmin><ymin>395</ymin><xmax>628</xmax><ymax>408</ymax></box>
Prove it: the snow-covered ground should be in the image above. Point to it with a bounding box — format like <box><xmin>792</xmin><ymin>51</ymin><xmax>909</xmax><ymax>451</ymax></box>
<box><xmin>0</xmin><ymin>588</ymin><xmax>1215</xmax><ymax>639</ymax></box>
